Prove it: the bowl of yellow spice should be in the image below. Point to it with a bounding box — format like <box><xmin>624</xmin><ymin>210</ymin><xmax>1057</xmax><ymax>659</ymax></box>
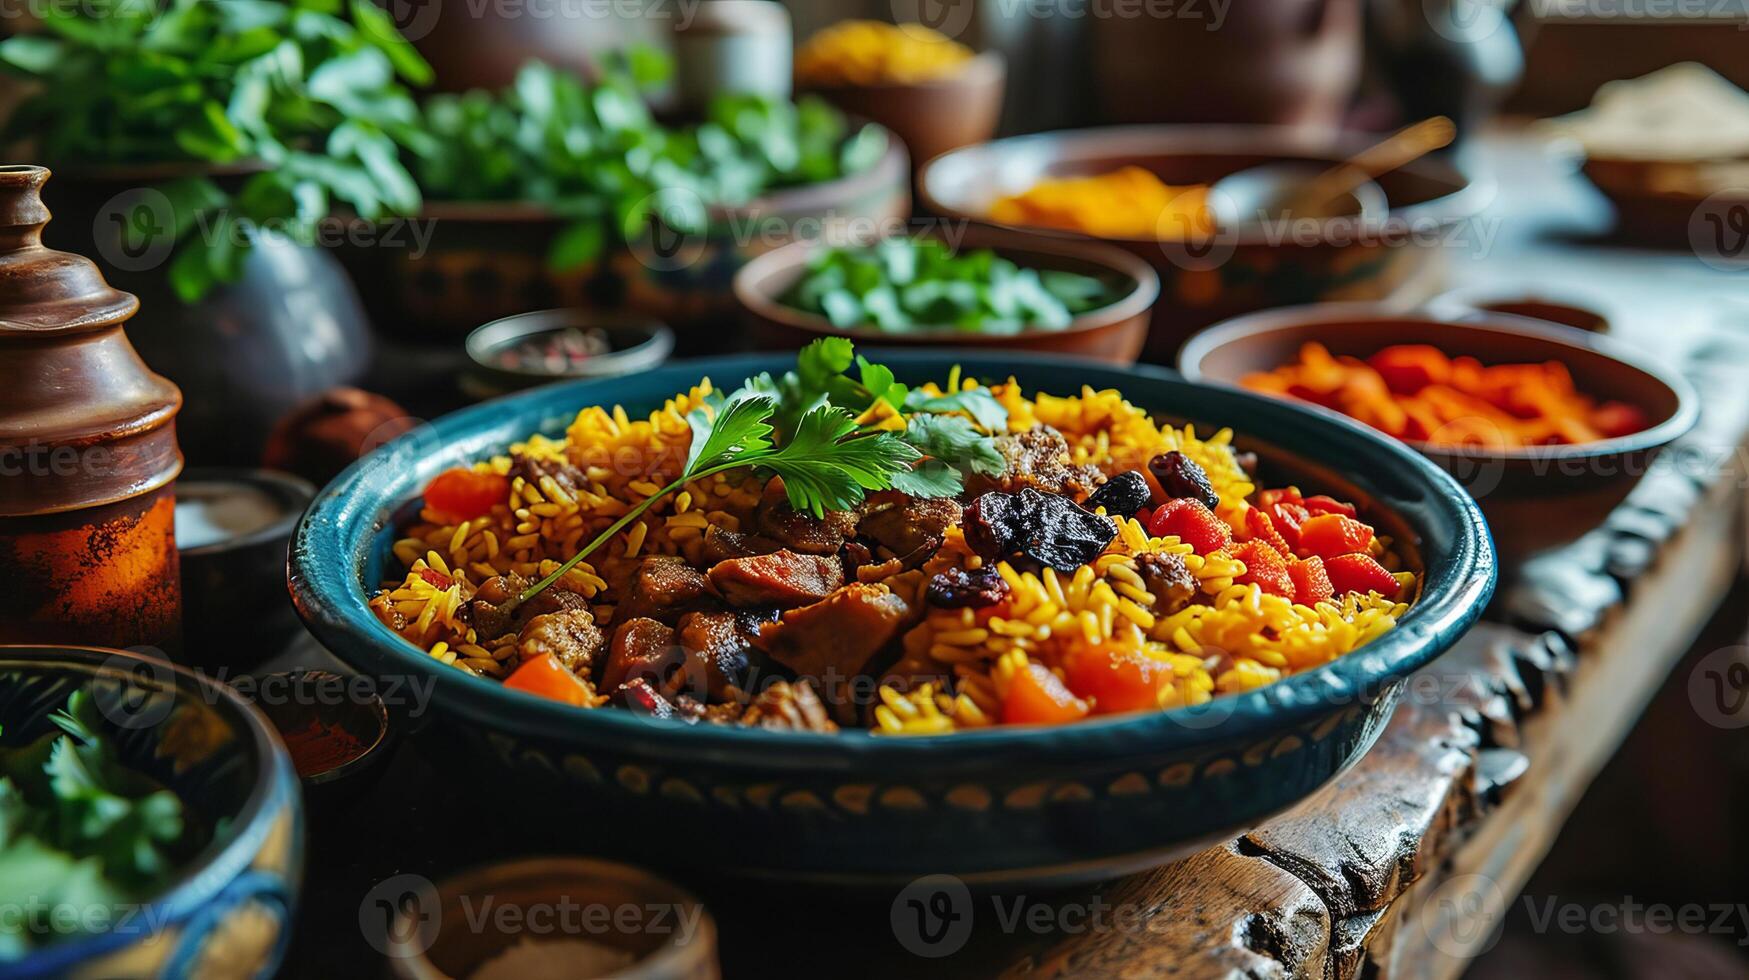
<box><xmin>919</xmin><ymin>126</ymin><xmax>1489</xmax><ymax>361</ymax></box>
<box><xmin>794</xmin><ymin>20</ymin><xmax>1005</xmax><ymax>170</ymax></box>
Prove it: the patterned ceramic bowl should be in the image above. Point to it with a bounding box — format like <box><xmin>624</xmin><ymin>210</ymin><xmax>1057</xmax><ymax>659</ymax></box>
<box><xmin>288</xmin><ymin>352</ymin><xmax>1493</xmax><ymax>885</ymax></box>
<box><xmin>0</xmin><ymin>646</ymin><xmax>303</xmax><ymax>979</ymax></box>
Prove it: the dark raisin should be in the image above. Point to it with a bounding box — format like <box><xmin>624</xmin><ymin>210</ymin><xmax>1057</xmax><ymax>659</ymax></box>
<box><xmin>926</xmin><ymin>567</ymin><xmax>1011</xmax><ymax>608</ymax></box>
<box><xmin>1084</xmin><ymin>471</ymin><xmax>1151</xmax><ymax>519</ymax></box>
<box><xmin>1149</xmin><ymin>451</ymin><xmax>1219</xmax><ymax>511</ymax></box>
<box><xmin>962</xmin><ymin>489</ymin><xmax>1118</xmax><ymax>572</ymax></box>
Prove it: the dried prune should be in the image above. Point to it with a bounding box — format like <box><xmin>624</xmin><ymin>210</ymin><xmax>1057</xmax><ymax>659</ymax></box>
<box><xmin>1149</xmin><ymin>451</ymin><xmax>1219</xmax><ymax>511</ymax></box>
<box><xmin>963</xmin><ymin>488</ymin><xmax>1118</xmax><ymax>572</ymax></box>
<box><xmin>926</xmin><ymin>567</ymin><xmax>1011</xmax><ymax>608</ymax></box>
<box><xmin>1084</xmin><ymin>470</ymin><xmax>1151</xmax><ymax>519</ymax></box>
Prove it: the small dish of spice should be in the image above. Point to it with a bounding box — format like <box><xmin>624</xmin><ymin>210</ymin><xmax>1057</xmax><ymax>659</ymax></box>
<box><xmin>253</xmin><ymin>670</ymin><xmax>390</xmax><ymax>794</ymax></box>
<box><xmin>463</xmin><ymin>310</ymin><xmax>675</xmax><ymax>400</ymax></box>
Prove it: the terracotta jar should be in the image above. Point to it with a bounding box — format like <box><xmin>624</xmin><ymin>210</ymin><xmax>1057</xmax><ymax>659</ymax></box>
<box><xmin>0</xmin><ymin>165</ymin><xmax>184</xmax><ymax>649</ymax></box>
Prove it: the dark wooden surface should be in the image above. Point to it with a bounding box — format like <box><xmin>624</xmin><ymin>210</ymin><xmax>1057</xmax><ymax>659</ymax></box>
<box><xmin>261</xmin><ymin>129</ymin><xmax>1749</xmax><ymax>979</ymax></box>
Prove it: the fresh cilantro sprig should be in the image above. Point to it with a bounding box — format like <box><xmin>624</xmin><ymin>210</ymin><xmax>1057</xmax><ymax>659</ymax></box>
<box><xmin>517</xmin><ymin>391</ymin><xmax>920</xmax><ymax>604</ymax></box>
<box><xmin>0</xmin><ymin>691</ymin><xmax>196</xmax><ymax>955</ymax></box>
<box><xmin>516</xmin><ymin>339</ymin><xmax>1014</xmax><ymax>606</ymax></box>
<box><xmin>746</xmin><ymin>338</ymin><xmax>1011</xmax><ymax>487</ymax></box>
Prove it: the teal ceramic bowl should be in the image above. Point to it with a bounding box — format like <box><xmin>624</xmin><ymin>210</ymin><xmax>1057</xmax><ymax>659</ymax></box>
<box><xmin>0</xmin><ymin>646</ymin><xmax>303</xmax><ymax>978</ymax></box>
<box><xmin>288</xmin><ymin>352</ymin><xmax>1493</xmax><ymax>884</ymax></box>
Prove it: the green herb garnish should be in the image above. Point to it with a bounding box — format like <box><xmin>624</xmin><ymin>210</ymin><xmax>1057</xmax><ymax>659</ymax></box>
<box><xmin>413</xmin><ymin>53</ymin><xmax>887</xmax><ymax>273</ymax></box>
<box><xmin>0</xmin><ymin>691</ymin><xmax>199</xmax><ymax>957</ymax></box>
<box><xmin>780</xmin><ymin>238</ymin><xmax>1121</xmax><ymax>334</ymax></box>
<box><xmin>0</xmin><ymin>0</ymin><xmax>434</xmax><ymax>303</ymax></box>
<box><xmin>518</xmin><ymin>339</ymin><xmax>1010</xmax><ymax>606</ymax></box>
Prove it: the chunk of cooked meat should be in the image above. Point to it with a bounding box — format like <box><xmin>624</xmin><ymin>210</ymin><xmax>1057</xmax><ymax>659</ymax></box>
<box><xmin>508</xmin><ymin>451</ymin><xmax>588</xmax><ymax>494</ymax></box>
<box><xmin>698</xmin><ymin>525</ymin><xmax>783</xmax><ymax>566</ymax></box>
<box><xmin>741</xmin><ymin>680</ymin><xmax>837</xmax><ymax>733</ymax></box>
<box><xmin>517</xmin><ymin>608</ymin><xmax>605</xmax><ymax>674</ymax></box>
<box><xmin>1135</xmin><ymin>552</ymin><xmax>1198</xmax><ymax>615</ymax></box>
<box><xmin>755</xmin><ymin>479</ymin><xmax>860</xmax><ymax>555</ymax></box>
<box><xmin>672</xmin><ymin>611</ymin><xmax>756</xmax><ymax>701</ymax></box>
<box><xmin>858</xmin><ymin>494</ymin><xmax>961</xmax><ymax>557</ymax></box>
<box><xmin>965</xmin><ymin>426</ymin><xmax>1103</xmax><ymax>498</ymax></box>
<box><xmin>467</xmin><ymin>573</ymin><xmax>588</xmax><ymax>640</ymax></box>
<box><xmin>752</xmin><ymin>583</ymin><xmax>912</xmax><ymax>679</ymax></box>
<box><xmin>708</xmin><ymin>549</ymin><xmax>844</xmax><ymax>608</ymax></box>
<box><xmin>601</xmin><ymin>617</ymin><xmax>680</xmax><ymax>691</ymax></box>
<box><xmin>614</xmin><ymin>555</ymin><xmax>714</xmax><ymax>624</ymax></box>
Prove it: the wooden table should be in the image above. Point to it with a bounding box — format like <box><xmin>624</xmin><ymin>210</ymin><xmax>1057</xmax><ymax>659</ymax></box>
<box><xmin>271</xmin><ymin>128</ymin><xmax>1749</xmax><ymax>979</ymax></box>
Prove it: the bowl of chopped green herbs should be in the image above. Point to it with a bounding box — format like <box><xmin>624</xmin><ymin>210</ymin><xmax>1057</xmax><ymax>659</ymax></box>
<box><xmin>0</xmin><ymin>646</ymin><xmax>301</xmax><ymax>977</ymax></box>
<box><xmin>337</xmin><ymin>53</ymin><xmax>909</xmax><ymax>345</ymax></box>
<box><xmin>734</xmin><ymin>228</ymin><xmax>1159</xmax><ymax>362</ymax></box>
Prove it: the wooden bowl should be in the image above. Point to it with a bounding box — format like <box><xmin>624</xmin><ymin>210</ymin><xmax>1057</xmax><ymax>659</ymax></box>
<box><xmin>798</xmin><ymin>52</ymin><xmax>1005</xmax><ymax>172</ymax></box>
<box><xmin>1179</xmin><ymin>304</ymin><xmax>1699</xmax><ymax>570</ymax></box>
<box><xmin>918</xmin><ymin>126</ymin><xmax>1489</xmax><ymax>362</ymax></box>
<box><xmin>732</xmin><ymin>226</ymin><xmax>1159</xmax><ymax>362</ymax></box>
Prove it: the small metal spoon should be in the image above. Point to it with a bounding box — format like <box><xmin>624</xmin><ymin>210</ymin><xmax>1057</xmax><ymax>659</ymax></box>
<box><xmin>1208</xmin><ymin>116</ymin><xmax>1456</xmax><ymax>230</ymax></box>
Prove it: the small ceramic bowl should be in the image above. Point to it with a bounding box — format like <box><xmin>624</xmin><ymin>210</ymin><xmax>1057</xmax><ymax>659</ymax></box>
<box><xmin>1426</xmin><ymin>283</ymin><xmax>1614</xmax><ymax>333</ymax></box>
<box><xmin>387</xmin><ymin>858</ymin><xmax>718</xmax><ymax>980</ymax></box>
<box><xmin>732</xmin><ymin>226</ymin><xmax>1160</xmax><ymax>363</ymax></box>
<box><xmin>1179</xmin><ymin>304</ymin><xmax>1699</xmax><ymax>568</ymax></box>
<box><xmin>0</xmin><ymin>646</ymin><xmax>303</xmax><ymax>980</ymax></box>
<box><xmin>463</xmin><ymin>310</ymin><xmax>676</xmax><ymax>400</ymax></box>
<box><xmin>177</xmin><ymin>468</ymin><xmax>316</xmax><ymax>658</ymax></box>
<box><xmin>798</xmin><ymin>51</ymin><xmax>1006</xmax><ymax>173</ymax></box>
<box><xmin>250</xmin><ymin>669</ymin><xmax>390</xmax><ymax>792</ymax></box>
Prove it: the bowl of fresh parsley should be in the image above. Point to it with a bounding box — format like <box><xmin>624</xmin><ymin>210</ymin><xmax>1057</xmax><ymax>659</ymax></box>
<box><xmin>0</xmin><ymin>646</ymin><xmax>301</xmax><ymax>977</ymax></box>
<box><xmin>734</xmin><ymin>227</ymin><xmax>1159</xmax><ymax>363</ymax></box>
<box><xmin>336</xmin><ymin>52</ymin><xmax>909</xmax><ymax>343</ymax></box>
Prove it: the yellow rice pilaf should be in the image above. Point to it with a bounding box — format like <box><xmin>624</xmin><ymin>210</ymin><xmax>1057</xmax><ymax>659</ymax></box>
<box><xmin>369</xmin><ymin>377</ymin><xmax>1416</xmax><ymax>733</ymax></box>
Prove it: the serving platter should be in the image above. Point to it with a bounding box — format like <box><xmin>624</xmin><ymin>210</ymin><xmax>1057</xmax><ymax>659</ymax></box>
<box><xmin>289</xmin><ymin>351</ymin><xmax>1493</xmax><ymax>883</ymax></box>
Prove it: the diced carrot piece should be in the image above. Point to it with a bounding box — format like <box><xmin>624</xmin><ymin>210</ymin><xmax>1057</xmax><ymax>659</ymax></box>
<box><xmin>504</xmin><ymin>653</ymin><xmax>594</xmax><ymax>707</ymax></box>
<box><xmin>424</xmin><ymin>468</ymin><xmax>510</xmax><ymax>522</ymax></box>
<box><xmin>1063</xmin><ymin>643</ymin><xmax>1171</xmax><ymax>716</ymax></box>
<box><xmin>1003</xmin><ymin>662</ymin><xmax>1091</xmax><ymax>726</ymax></box>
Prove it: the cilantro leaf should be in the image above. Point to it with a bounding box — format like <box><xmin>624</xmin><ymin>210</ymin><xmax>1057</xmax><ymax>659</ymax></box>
<box><xmin>759</xmin><ymin>405</ymin><xmax>922</xmax><ymax>516</ymax></box>
<box><xmin>685</xmin><ymin>392</ymin><xmax>774</xmax><ymax>473</ymax></box>
<box><xmin>905</xmin><ymin>388</ymin><xmax>1009</xmax><ymax>433</ymax></box>
<box><xmin>904</xmin><ymin>414</ymin><xmax>1006</xmax><ymax>478</ymax></box>
<box><xmin>890</xmin><ymin>460</ymin><xmax>964</xmax><ymax>498</ymax></box>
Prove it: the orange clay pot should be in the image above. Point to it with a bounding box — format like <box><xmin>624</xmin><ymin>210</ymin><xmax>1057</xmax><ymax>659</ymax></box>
<box><xmin>0</xmin><ymin>165</ymin><xmax>184</xmax><ymax>648</ymax></box>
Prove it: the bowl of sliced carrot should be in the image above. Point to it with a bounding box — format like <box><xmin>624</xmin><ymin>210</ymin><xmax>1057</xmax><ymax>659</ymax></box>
<box><xmin>1179</xmin><ymin>304</ymin><xmax>1698</xmax><ymax>567</ymax></box>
